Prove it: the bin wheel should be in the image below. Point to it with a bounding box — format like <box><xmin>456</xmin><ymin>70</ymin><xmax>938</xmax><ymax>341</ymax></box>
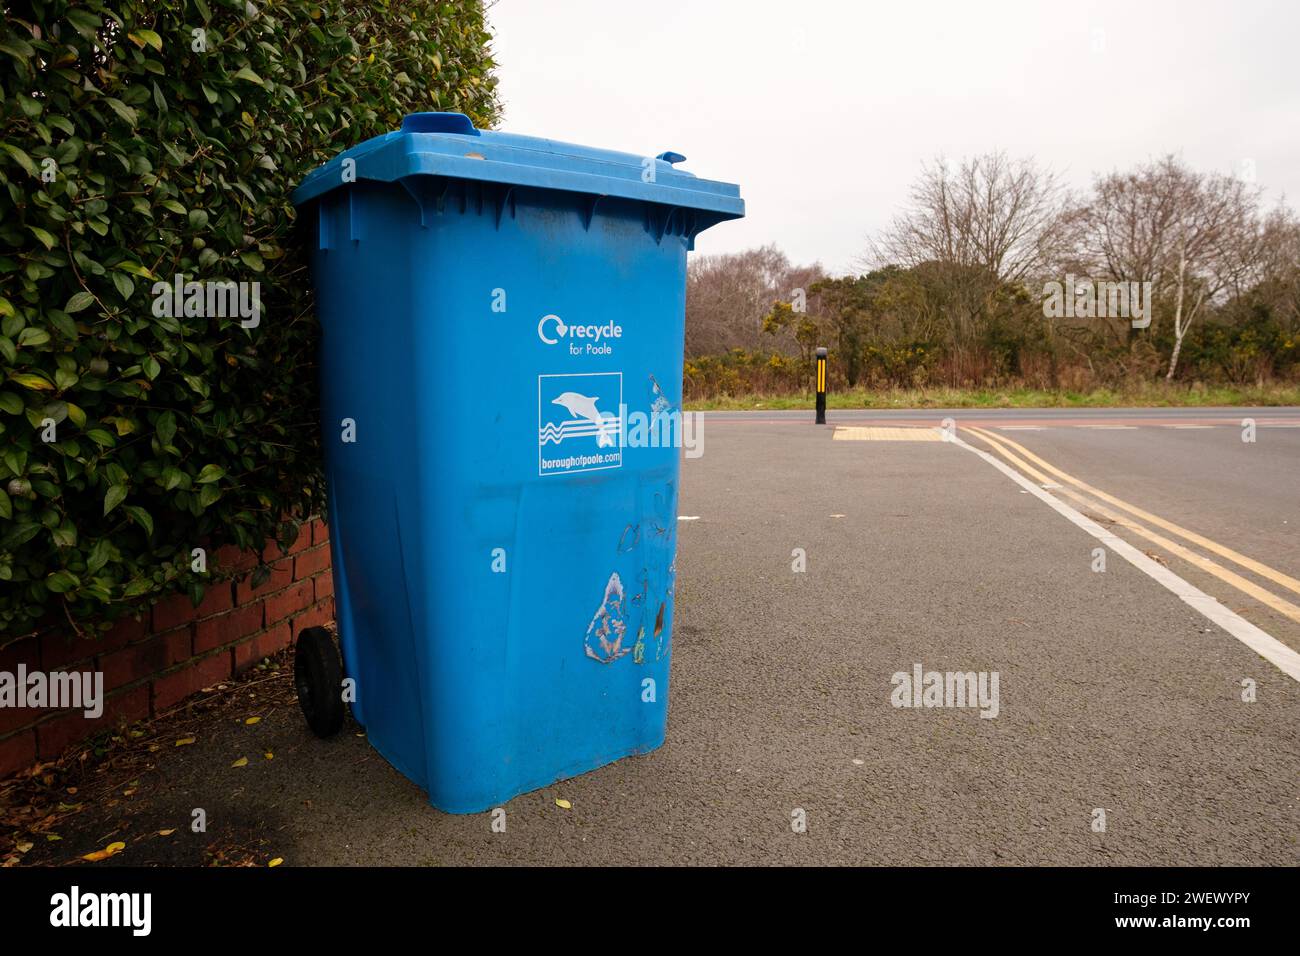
<box><xmin>295</xmin><ymin>626</ymin><xmax>344</xmax><ymax>738</ymax></box>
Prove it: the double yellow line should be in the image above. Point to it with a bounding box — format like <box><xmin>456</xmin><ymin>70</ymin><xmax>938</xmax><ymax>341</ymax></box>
<box><xmin>963</xmin><ymin>425</ymin><xmax>1300</xmax><ymax>627</ymax></box>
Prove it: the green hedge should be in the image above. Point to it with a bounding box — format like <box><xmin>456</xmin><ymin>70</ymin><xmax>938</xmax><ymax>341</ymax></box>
<box><xmin>0</xmin><ymin>0</ymin><xmax>500</xmax><ymax>638</ymax></box>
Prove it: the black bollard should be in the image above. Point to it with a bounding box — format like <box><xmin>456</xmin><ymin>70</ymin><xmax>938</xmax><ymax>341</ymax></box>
<box><xmin>815</xmin><ymin>347</ymin><xmax>827</xmax><ymax>424</ymax></box>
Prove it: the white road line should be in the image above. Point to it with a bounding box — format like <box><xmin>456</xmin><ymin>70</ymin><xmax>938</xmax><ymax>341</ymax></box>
<box><xmin>949</xmin><ymin>435</ymin><xmax>1300</xmax><ymax>683</ymax></box>
<box><xmin>1167</xmin><ymin>424</ymin><xmax>1214</xmax><ymax>429</ymax></box>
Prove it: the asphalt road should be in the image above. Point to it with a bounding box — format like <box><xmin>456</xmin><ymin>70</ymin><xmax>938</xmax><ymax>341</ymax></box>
<box><xmin>954</xmin><ymin>412</ymin><xmax>1300</xmax><ymax>656</ymax></box>
<box><xmin>34</xmin><ymin>407</ymin><xmax>1300</xmax><ymax>866</ymax></box>
<box><xmin>705</xmin><ymin>405</ymin><xmax>1300</xmax><ymax>426</ymax></box>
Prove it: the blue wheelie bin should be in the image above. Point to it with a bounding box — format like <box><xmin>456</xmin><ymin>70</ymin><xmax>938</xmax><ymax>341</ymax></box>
<box><xmin>291</xmin><ymin>112</ymin><xmax>743</xmax><ymax>812</ymax></box>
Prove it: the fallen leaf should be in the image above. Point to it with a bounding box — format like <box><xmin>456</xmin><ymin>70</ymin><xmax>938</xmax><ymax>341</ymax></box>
<box><xmin>83</xmin><ymin>841</ymin><xmax>126</xmax><ymax>862</ymax></box>
<box><xmin>263</xmin><ymin>752</ymin><xmax>273</xmax><ymax>760</ymax></box>
<box><xmin>46</xmin><ymin>834</ymin><xmax>62</xmax><ymax>842</ymax></box>
<box><xmin>268</xmin><ymin>857</ymin><xmax>283</xmax><ymax>867</ymax></box>
<box><xmin>158</xmin><ymin>829</ymin><xmax>176</xmax><ymax>837</ymax></box>
<box><xmin>231</xmin><ymin>757</ymin><xmax>248</xmax><ymax>768</ymax></box>
<box><xmin>15</xmin><ymin>842</ymin><xmax>33</xmax><ymax>854</ymax></box>
<box><xmin>244</xmin><ymin>716</ymin><xmax>261</xmax><ymax>725</ymax></box>
<box><xmin>175</xmin><ymin>736</ymin><xmax>196</xmax><ymax>747</ymax></box>
<box><xmin>66</xmin><ymin>787</ymin><xmax>78</xmax><ymax>795</ymax></box>
<box><xmin>122</xmin><ymin>789</ymin><xmax>136</xmax><ymax>797</ymax></box>
<box><xmin>555</xmin><ymin>798</ymin><xmax>572</xmax><ymax>810</ymax></box>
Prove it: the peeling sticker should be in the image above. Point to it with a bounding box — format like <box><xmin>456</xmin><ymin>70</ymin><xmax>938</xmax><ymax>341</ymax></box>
<box><xmin>629</xmin><ymin>568</ymin><xmax>649</xmax><ymax>606</ymax></box>
<box><xmin>587</xmin><ymin>482</ymin><xmax>679</xmax><ymax>666</ymax></box>
<box><xmin>618</xmin><ymin>524</ymin><xmax>640</xmax><ymax>553</ymax></box>
<box><xmin>649</xmin><ymin>373</ymin><xmax>674</xmax><ymax>421</ymax></box>
<box><xmin>584</xmin><ymin>572</ymin><xmax>631</xmax><ymax>663</ymax></box>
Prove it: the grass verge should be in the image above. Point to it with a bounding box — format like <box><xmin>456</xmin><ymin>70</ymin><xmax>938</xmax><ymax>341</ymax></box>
<box><xmin>684</xmin><ymin>382</ymin><xmax>1300</xmax><ymax>411</ymax></box>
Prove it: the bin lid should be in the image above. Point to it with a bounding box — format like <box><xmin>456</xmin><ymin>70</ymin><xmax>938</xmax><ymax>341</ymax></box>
<box><xmin>291</xmin><ymin>112</ymin><xmax>744</xmax><ymax>221</ymax></box>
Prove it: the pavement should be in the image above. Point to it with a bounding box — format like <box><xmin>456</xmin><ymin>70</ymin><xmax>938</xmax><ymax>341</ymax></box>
<box><xmin>20</xmin><ymin>406</ymin><xmax>1300</xmax><ymax>866</ymax></box>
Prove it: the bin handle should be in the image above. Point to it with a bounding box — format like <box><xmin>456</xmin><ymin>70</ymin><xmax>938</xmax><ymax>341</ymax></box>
<box><xmin>401</xmin><ymin>112</ymin><xmax>480</xmax><ymax>136</ymax></box>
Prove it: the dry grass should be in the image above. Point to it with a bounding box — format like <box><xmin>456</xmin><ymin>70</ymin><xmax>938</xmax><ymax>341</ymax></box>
<box><xmin>685</xmin><ymin>382</ymin><xmax>1300</xmax><ymax>411</ymax></box>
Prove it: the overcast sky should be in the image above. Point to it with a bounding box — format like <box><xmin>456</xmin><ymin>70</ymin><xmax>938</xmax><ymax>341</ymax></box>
<box><xmin>488</xmin><ymin>0</ymin><xmax>1300</xmax><ymax>275</ymax></box>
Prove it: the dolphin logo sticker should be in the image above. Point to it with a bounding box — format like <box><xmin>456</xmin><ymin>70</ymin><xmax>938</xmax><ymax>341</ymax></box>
<box><xmin>538</xmin><ymin>372</ymin><xmax>623</xmax><ymax>476</ymax></box>
<box><xmin>551</xmin><ymin>391</ymin><xmax>616</xmax><ymax>447</ymax></box>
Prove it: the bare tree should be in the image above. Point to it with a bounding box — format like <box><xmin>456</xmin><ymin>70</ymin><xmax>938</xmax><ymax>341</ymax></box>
<box><xmin>868</xmin><ymin>152</ymin><xmax>1070</xmax><ymax>284</ymax></box>
<box><xmin>1162</xmin><ymin>167</ymin><xmax>1261</xmax><ymax>379</ymax></box>
<box><xmin>1253</xmin><ymin>205</ymin><xmax>1300</xmax><ymax>332</ymax></box>
<box><xmin>1067</xmin><ymin>156</ymin><xmax>1264</xmax><ymax>378</ymax></box>
<box><xmin>1067</xmin><ymin>158</ymin><xmax>1184</xmax><ymax>287</ymax></box>
<box><xmin>685</xmin><ymin>245</ymin><xmax>825</xmax><ymax>355</ymax></box>
<box><xmin>865</xmin><ymin>152</ymin><xmax>1070</xmax><ymax>367</ymax></box>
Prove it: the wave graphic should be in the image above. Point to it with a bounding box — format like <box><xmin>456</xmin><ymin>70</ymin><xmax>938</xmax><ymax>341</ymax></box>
<box><xmin>539</xmin><ymin>415</ymin><xmax>622</xmax><ymax>446</ymax></box>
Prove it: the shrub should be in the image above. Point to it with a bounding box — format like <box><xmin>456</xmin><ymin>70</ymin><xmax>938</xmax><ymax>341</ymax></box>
<box><xmin>684</xmin><ymin>349</ymin><xmax>808</xmax><ymax>399</ymax></box>
<box><xmin>0</xmin><ymin>0</ymin><xmax>500</xmax><ymax>637</ymax></box>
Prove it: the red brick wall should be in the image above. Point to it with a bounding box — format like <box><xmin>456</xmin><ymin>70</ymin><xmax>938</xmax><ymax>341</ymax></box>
<box><xmin>0</xmin><ymin>518</ymin><xmax>334</xmax><ymax>779</ymax></box>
